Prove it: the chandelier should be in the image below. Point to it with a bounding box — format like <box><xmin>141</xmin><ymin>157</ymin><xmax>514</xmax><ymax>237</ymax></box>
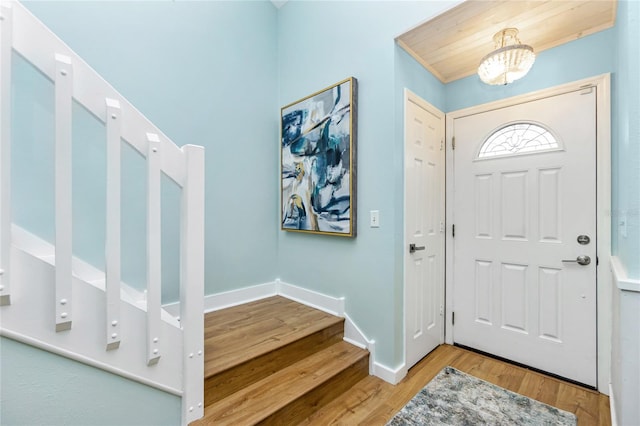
<box><xmin>477</xmin><ymin>28</ymin><xmax>536</xmax><ymax>86</ymax></box>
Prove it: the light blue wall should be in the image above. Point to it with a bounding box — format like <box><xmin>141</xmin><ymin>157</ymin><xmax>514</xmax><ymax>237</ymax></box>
<box><xmin>17</xmin><ymin>1</ymin><xmax>280</xmax><ymax>301</ymax></box>
<box><xmin>0</xmin><ymin>337</ymin><xmax>181</xmax><ymax>425</ymax></box>
<box><xmin>613</xmin><ymin>0</ymin><xmax>640</xmax><ymax>279</ymax></box>
<box><xmin>277</xmin><ymin>0</ymin><xmax>457</xmax><ymax>367</ymax></box>
<box><xmin>610</xmin><ymin>1</ymin><xmax>640</xmax><ymax>424</ymax></box>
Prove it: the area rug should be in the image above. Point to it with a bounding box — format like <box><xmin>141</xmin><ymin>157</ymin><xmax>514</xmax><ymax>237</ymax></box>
<box><xmin>387</xmin><ymin>366</ymin><xmax>576</xmax><ymax>425</ymax></box>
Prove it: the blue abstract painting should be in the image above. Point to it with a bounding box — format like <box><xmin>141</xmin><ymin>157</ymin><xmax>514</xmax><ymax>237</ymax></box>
<box><xmin>281</xmin><ymin>78</ymin><xmax>357</xmax><ymax>236</ymax></box>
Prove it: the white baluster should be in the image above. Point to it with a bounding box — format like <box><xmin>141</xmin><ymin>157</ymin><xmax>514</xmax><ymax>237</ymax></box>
<box><xmin>0</xmin><ymin>1</ymin><xmax>12</xmax><ymax>306</ymax></box>
<box><xmin>105</xmin><ymin>98</ymin><xmax>121</xmax><ymax>350</ymax></box>
<box><xmin>180</xmin><ymin>144</ymin><xmax>205</xmax><ymax>425</ymax></box>
<box><xmin>146</xmin><ymin>133</ymin><xmax>161</xmax><ymax>366</ymax></box>
<box><xmin>55</xmin><ymin>54</ymin><xmax>73</xmax><ymax>332</ymax></box>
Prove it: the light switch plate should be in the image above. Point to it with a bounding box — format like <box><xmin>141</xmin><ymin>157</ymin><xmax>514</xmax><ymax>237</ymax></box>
<box><xmin>370</xmin><ymin>210</ymin><xmax>380</xmax><ymax>228</ymax></box>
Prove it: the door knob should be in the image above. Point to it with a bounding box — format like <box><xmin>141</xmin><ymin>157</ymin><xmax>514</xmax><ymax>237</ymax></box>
<box><xmin>409</xmin><ymin>243</ymin><xmax>425</xmax><ymax>253</ymax></box>
<box><xmin>562</xmin><ymin>255</ymin><xmax>591</xmax><ymax>266</ymax></box>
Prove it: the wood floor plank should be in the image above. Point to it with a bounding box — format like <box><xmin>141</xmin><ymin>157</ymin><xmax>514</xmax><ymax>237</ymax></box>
<box><xmin>299</xmin><ymin>345</ymin><xmax>611</xmax><ymax>426</ymax></box>
<box><xmin>556</xmin><ymin>381</ymin><xmax>604</xmax><ymax>426</ymax></box>
<box><xmin>518</xmin><ymin>371</ymin><xmax>561</xmax><ymax>406</ymax></box>
<box><xmin>598</xmin><ymin>393</ymin><xmax>612</xmax><ymax>425</ymax></box>
<box><xmin>299</xmin><ymin>376</ymin><xmax>394</xmax><ymax>426</ymax></box>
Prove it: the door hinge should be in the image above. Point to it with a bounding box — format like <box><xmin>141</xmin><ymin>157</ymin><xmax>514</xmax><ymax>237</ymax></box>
<box><xmin>452</xmin><ymin>312</ymin><xmax>455</xmax><ymax>325</ymax></box>
<box><xmin>440</xmin><ymin>139</ymin><xmax>444</xmax><ymax>151</ymax></box>
<box><xmin>452</xmin><ymin>136</ymin><xmax>456</xmax><ymax>150</ymax></box>
<box><xmin>580</xmin><ymin>84</ymin><xmax>594</xmax><ymax>95</ymax></box>
<box><xmin>452</xmin><ymin>224</ymin><xmax>455</xmax><ymax>237</ymax></box>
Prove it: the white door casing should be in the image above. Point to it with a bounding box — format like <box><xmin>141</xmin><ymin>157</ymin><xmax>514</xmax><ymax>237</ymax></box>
<box><xmin>404</xmin><ymin>90</ymin><xmax>445</xmax><ymax>369</ymax></box>
<box><xmin>452</xmin><ymin>88</ymin><xmax>598</xmax><ymax>386</ymax></box>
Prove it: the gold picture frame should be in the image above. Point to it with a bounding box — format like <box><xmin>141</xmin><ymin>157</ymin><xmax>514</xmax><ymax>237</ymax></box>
<box><xmin>280</xmin><ymin>77</ymin><xmax>357</xmax><ymax>237</ymax></box>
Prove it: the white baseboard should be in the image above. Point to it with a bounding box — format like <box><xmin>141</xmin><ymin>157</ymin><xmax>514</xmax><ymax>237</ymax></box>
<box><xmin>609</xmin><ymin>383</ymin><xmax>618</xmax><ymax>426</ymax></box>
<box><xmin>276</xmin><ymin>279</ymin><xmax>344</xmax><ymax>317</ymax></box>
<box><xmin>343</xmin><ymin>313</ymin><xmax>369</xmax><ymax>350</ymax></box>
<box><xmin>163</xmin><ymin>282</ymin><xmax>277</xmax><ymax>317</ymax></box>
<box><xmin>204</xmin><ymin>282</ymin><xmax>278</xmax><ymax>313</ymax></box>
<box><xmin>611</xmin><ymin>256</ymin><xmax>640</xmax><ymax>292</ymax></box>
<box><xmin>373</xmin><ymin>361</ymin><xmax>407</xmax><ymax>385</ymax></box>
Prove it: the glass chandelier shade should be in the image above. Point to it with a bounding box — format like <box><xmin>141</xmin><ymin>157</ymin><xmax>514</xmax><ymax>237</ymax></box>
<box><xmin>478</xmin><ymin>28</ymin><xmax>536</xmax><ymax>86</ymax></box>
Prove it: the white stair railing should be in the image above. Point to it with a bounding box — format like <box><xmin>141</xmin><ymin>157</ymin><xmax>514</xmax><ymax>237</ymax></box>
<box><xmin>0</xmin><ymin>1</ymin><xmax>12</xmax><ymax>307</ymax></box>
<box><xmin>0</xmin><ymin>1</ymin><xmax>205</xmax><ymax>424</ymax></box>
<box><xmin>54</xmin><ymin>53</ymin><xmax>73</xmax><ymax>332</ymax></box>
<box><xmin>105</xmin><ymin>98</ymin><xmax>122</xmax><ymax>351</ymax></box>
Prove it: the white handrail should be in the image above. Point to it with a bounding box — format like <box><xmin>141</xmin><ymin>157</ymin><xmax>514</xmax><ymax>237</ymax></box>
<box><xmin>9</xmin><ymin>1</ymin><xmax>186</xmax><ymax>186</ymax></box>
<box><xmin>0</xmin><ymin>1</ymin><xmax>12</xmax><ymax>306</ymax></box>
<box><xmin>2</xmin><ymin>1</ymin><xmax>205</xmax><ymax>423</ymax></box>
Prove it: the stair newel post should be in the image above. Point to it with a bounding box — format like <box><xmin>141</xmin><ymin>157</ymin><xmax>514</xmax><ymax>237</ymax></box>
<box><xmin>146</xmin><ymin>133</ymin><xmax>162</xmax><ymax>366</ymax></box>
<box><xmin>0</xmin><ymin>1</ymin><xmax>12</xmax><ymax>306</ymax></box>
<box><xmin>180</xmin><ymin>144</ymin><xmax>205</xmax><ymax>425</ymax></box>
<box><xmin>105</xmin><ymin>98</ymin><xmax>122</xmax><ymax>350</ymax></box>
<box><xmin>54</xmin><ymin>53</ymin><xmax>73</xmax><ymax>332</ymax></box>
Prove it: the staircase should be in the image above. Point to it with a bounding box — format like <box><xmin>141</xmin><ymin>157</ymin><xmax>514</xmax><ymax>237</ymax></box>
<box><xmin>1</xmin><ymin>2</ymin><xmax>205</xmax><ymax>424</ymax></box>
<box><xmin>193</xmin><ymin>296</ymin><xmax>370</xmax><ymax>425</ymax></box>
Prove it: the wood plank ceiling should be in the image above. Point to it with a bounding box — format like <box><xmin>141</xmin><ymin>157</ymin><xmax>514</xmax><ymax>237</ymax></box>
<box><xmin>396</xmin><ymin>0</ymin><xmax>617</xmax><ymax>84</ymax></box>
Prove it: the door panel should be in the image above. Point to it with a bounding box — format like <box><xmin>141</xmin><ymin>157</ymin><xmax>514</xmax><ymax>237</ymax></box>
<box><xmin>452</xmin><ymin>89</ymin><xmax>597</xmax><ymax>386</ymax></box>
<box><xmin>405</xmin><ymin>96</ymin><xmax>445</xmax><ymax>369</ymax></box>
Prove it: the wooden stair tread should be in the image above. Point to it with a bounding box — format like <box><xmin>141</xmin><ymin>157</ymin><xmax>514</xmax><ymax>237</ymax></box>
<box><xmin>297</xmin><ymin>375</ymin><xmax>392</xmax><ymax>425</ymax></box>
<box><xmin>204</xmin><ymin>296</ymin><xmax>344</xmax><ymax>378</ymax></box>
<box><xmin>197</xmin><ymin>341</ymin><xmax>369</xmax><ymax>425</ymax></box>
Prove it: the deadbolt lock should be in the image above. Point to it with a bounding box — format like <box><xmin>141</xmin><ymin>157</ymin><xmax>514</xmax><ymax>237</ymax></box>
<box><xmin>577</xmin><ymin>235</ymin><xmax>591</xmax><ymax>245</ymax></box>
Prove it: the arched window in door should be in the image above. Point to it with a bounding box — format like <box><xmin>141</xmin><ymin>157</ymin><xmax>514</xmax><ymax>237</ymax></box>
<box><xmin>478</xmin><ymin>122</ymin><xmax>561</xmax><ymax>159</ymax></box>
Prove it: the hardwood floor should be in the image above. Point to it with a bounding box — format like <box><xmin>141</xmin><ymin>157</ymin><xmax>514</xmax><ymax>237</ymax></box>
<box><xmin>301</xmin><ymin>344</ymin><xmax>611</xmax><ymax>425</ymax></box>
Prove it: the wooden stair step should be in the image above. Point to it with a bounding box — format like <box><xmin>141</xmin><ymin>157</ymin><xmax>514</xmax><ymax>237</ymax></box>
<box><xmin>196</xmin><ymin>340</ymin><xmax>369</xmax><ymax>426</ymax></box>
<box><xmin>204</xmin><ymin>296</ymin><xmax>344</xmax><ymax>377</ymax></box>
<box><xmin>203</xmin><ymin>296</ymin><xmax>345</xmax><ymax>405</ymax></box>
<box><xmin>297</xmin><ymin>375</ymin><xmax>393</xmax><ymax>425</ymax></box>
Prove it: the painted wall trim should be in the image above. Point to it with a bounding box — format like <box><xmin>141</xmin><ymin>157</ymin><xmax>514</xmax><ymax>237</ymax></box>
<box><xmin>609</xmin><ymin>383</ymin><xmax>618</xmax><ymax>426</ymax></box>
<box><xmin>277</xmin><ymin>279</ymin><xmax>345</xmax><ymax>317</ymax></box>
<box><xmin>373</xmin><ymin>361</ymin><xmax>408</xmax><ymax>385</ymax></box>
<box><xmin>444</xmin><ymin>74</ymin><xmax>612</xmax><ymax>394</ymax></box>
<box><xmin>343</xmin><ymin>312</ymin><xmax>370</xmax><ymax>350</ymax></box>
<box><xmin>0</xmin><ymin>330</ymin><xmax>182</xmax><ymax>396</ymax></box>
<box><xmin>611</xmin><ymin>256</ymin><xmax>640</xmax><ymax>292</ymax></box>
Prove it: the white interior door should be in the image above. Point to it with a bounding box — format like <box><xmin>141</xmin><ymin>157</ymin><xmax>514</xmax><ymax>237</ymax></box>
<box><xmin>452</xmin><ymin>88</ymin><xmax>597</xmax><ymax>386</ymax></box>
<box><xmin>405</xmin><ymin>92</ymin><xmax>445</xmax><ymax>369</ymax></box>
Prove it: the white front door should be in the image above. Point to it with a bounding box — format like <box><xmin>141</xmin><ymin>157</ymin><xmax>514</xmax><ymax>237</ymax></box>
<box><xmin>452</xmin><ymin>88</ymin><xmax>597</xmax><ymax>386</ymax></box>
<box><xmin>405</xmin><ymin>92</ymin><xmax>445</xmax><ymax>369</ymax></box>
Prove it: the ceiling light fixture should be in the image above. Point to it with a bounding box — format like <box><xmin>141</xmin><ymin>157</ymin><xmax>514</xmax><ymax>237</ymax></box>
<box><xmin>478</xmin><ymin>28</ymin><xmax>536</xmax><ymax>86</ymax></box>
